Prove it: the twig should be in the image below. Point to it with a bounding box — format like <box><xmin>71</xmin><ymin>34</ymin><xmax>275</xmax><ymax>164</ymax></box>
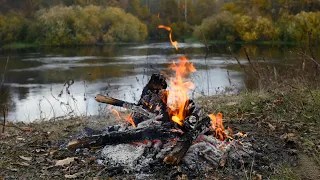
<box><xmin>199</xmin><ymin>29</ymin><xmax>210</xmax><ymax>95</ymax></box>
<box><xmin>249</xmin><ymin>154</ymin><xmax>255</xmax><ymax>180</ymax></box>
<box><xmin>299</xmin><ymin>52</ymin><xmax>320</xmax><ymax>66</ymax></box>
<box><xmin>43</xmin><ymin>96</ymin><xmax>56</xmax><ymax>121</ymax></box>
<box><xmin>303</xmin><ymin>80</ymin><xmax>319</xmax><ymax>106</ymax></box>
<box><xmin>234</xmin><ymin>55</ymin><xmax>248</xmax><ymax>76</ymax></box>
<box><xmin>2</xmin><ymin>106</ymin><xmax>6</xmax><ymax>133</ymax></box>
<box><xmin>308</xmin><ymin>30</ymin><xmax>316</xmax><ymax>61</ymax></box>
<box><xmin>199</xmin><ymin>29</ymin><xmax>209</xmax><ymax>59</ymax></box>
<box><xmin>1</xmin><ymin>57</ymin><xmax>9</xmax><ymax>133</ymax></box>
<box><xmin>243</xmin><ymin>48</ymin><xmax>259</xmax><ymax>77</ymax></box>
<box><xmin>0</xmin><ymin>57</ymin><xmax>9</xmax><ymax>90</ymax></box>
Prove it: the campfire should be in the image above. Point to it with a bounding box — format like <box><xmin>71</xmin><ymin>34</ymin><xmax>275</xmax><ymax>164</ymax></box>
<box><xmin>65</xmin><ymin>26</ymin><xmax>252</xmax><ymax>176</ymax></box>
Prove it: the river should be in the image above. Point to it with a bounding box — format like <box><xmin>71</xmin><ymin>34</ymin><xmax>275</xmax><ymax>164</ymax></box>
<box><xmin>0</xmin><ymin>43</ymin><xmax>317</xmax><ymax>122</ymax></box>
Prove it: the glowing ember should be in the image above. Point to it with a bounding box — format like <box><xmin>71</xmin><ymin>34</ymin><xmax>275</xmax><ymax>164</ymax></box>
<box><xmin>109</xmin><ymin>107</ymin><xmax>136</xmax><ymax>127</ymax></box>
<box><xmin>158</xmin><ymin>25</ymin><xmax>178</xmax><ymax>50</ymax></box>
<box><xmin>209</xmin><ymin>113</ymin><xmax>228</xmax><ymax>141</ymax></box>
<box><xmin>110</xmin><ymin>108</ymin><xmax>121</xmax><ymax>120</ymax></box>
<box><xmin>125</xmin><ymin>114</ymin><xmax>136</xmax><ymax>128</ymax></box>
<box><xmin>166</xmin><ymin>56</ymin><xmax>196</xmax><ymax>126</ymax></box>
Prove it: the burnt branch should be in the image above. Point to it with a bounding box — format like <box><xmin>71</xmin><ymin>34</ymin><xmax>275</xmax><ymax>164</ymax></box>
<box><xmin>66</xmin><ymin>121</ymin><xmax>179</xmax><ymax>150</ymax></box>
<box><xmin>95</xmin><ymin>94</ymin><xmax>158</xmax><ymax>119</ymax></box>
<box><xmin>163</xmin><ymin>116</ymin><xmax>211</xmax><ymax>165</ymax></box>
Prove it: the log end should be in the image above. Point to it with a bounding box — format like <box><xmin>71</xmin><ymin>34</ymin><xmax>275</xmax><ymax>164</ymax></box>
<box><xmin>163</xmin><ymin>156</ymin><xmax>181</xmax><ymax>165</ymax></box>
<box><xmin>66</xmin><ymin>140</ymin><xmax>81</xmax><ymax>151</ymax></box>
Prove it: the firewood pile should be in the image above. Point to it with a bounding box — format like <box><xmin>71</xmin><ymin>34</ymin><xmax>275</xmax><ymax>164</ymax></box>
<box><xmin>64</xmin><ymin>73</ymin><xmax>253</xmax><ymax>177</ymax></box>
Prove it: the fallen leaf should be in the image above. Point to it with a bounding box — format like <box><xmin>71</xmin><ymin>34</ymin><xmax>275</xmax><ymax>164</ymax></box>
<box><xmin>19</xmin><ymin>156</ymin><xmax>32</xmax><ymax>161</ymax></box>
<box><xmin>0</xmin><ymin>133</ymin><xmax>9</xmax><ymax>137</ymax></box>
<box><xmin>16</xmin><ymin>137</ymin><xmax>25</xmax><ymax>141</ymax></box>
<box><xmin>64</xmin><ymin>174</ymin><xmax>78</xmax><ymax>179</ymax></box>
<box><xmin>273</xmin><ymin>99</ymin><xmax>283</xmax><ymax>104</ymax></box>
<box><xmin>253</xmin><ymin>173</ymin><xmax>262</xmax><ymax>180</ymax></box>
<box><xmin>6</xmin><ymin>167</ymin><xmax>18</xmax><ymax>172</ymax></box>
<box><xmin>49</xmin><ymin>150</ymin><xmax>58</xmax><ymax>156</ymax></box>
<box><xmin>35</xmin><ymin>149</ymin><xmax>45</xmax><ymax>153</ymax></box>
<box><xmin>226</xmin><ymin>102</ymin><xmax>238</xmax><ymax>106</ymax></box>
<box><xmin>268</xmin><ymin>123</ymin><xmax>276</xmax><ymax>131</ymax></box>
<box><xmin>12</xmin><ymin>162</ymin><xmax>30</xmax><ymax>167</ymax></box>
<box><xmin>280</xmin><ymin>133</ymin><xmax>296</xmax><ymax>140</ymax></box>
<box><xmin>55</xmin><ymin>157</ymin><xmax>76</xmax><ymax>166</ymax></box>
<box><xmin>64</xmin><ymin>172</ymin><xmax>84</xmax><ymax>179</ymax></box>
<box><xmin>21</xmin><ymin>127</ymin><xmax>33</xmax><ymax>131</ymax></box>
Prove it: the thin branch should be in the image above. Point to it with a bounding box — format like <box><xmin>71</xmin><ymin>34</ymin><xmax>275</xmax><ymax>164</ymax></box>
<box><xmin>1</xmin><ymin>57</ymin><xmax>9</xmax><ymax>90</ymax></box>
<box><xmin>2</xmin><ymin>106</ymin><xmax>6</xmax><ymax>133</ymax></box>
<box><xmin>243</xmin><ymin>48</ymin><xmax>259</xmax><ymax>77</ymax></box>
<box><xmin>199</xmin><ymin>29</ymin><xmax>209</xmax><ymax>59</ymax></box>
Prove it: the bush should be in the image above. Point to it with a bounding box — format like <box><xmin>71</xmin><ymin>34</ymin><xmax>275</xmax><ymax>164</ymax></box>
<box><xmin>194</xmin><ymin>12</ymin><xmax>280</xmax><ymax>42</ymax></box>
<box><xmin>193</xmin><ymin>11</ymin><xmax>237</xmax><ymax>42</ymax></box>
<box><xmin>289</xmin><ymin>12</ymin><xmax>320</xmax><ymax>43</ymax></box>
<box><xmin>33</xmin><ymin>5</ymin><xmax>148</xmax><ymax>45</ymax></box>
<box><xmin>0</xmin><ymin>12</ymin><xmax>27</xmax><ymax>44</ymax></box>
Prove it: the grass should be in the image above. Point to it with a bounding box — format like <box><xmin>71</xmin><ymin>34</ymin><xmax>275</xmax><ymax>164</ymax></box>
<box><xmin>198</xmin><ymin>86</ymin><xmax>320</xmax><ymax>179</ymax></box>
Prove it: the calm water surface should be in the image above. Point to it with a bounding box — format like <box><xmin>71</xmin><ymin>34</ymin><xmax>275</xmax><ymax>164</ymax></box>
<box><xmin>0</xmin><ymin>43</ymin><xmax>317</xmax><ymax>122</ymax></box>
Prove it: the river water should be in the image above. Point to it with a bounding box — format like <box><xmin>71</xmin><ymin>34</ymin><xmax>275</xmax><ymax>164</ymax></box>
<box><xmin>0</xmin><ymin>43</ymin><xmax>316</xmax><ymax>122</ymax></box>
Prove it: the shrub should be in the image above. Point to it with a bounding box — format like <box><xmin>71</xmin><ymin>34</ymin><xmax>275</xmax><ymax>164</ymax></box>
<box><xmin>193</xmin><ymin>11</ymin><xmax>237</xmax><ymax>42</ymax></box>
<box><xmin>277</xmin><ymin>11</ymin><xmax>320</xmax><ymax>43</ymax></box>
<box><xmin>34</xmin><ymin>5</ymin><xmax>148</xmax><ymax>45</ymax></box>
<box><xmin>0</xmin><ymin>12</ymin><xmax>27</xmax><ymax>44</ymax></box>
<box><xmin>194</xmin><ymin>12</ymin><xmax>280</xmax><ymax>42</ymax></box>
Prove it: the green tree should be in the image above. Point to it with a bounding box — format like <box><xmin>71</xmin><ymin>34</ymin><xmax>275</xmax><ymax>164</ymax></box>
<box><xmin>0</xmin><ymin>12</ymin><xmax>27</xmax><ymax>44</ymax></box>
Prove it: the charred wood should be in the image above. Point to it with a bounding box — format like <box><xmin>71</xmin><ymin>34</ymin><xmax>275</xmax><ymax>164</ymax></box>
<box><xmin>95</xmin><ymin>94</ymin><xmax>158</xmax><ymax>120</ymax></box>
<box><xmin>163</xmin><ymin>116</ymin><xmax>211</xmax><ymax>165</ymax></box>
<box><xmin>66</xmin><ymin>121</ymin><xmax>179</xmax><ymax>150</ymax></box>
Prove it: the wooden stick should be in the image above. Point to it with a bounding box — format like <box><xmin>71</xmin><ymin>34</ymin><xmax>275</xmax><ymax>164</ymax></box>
<box><xmin>163</xmin><ymin>116</ymin><xmax>211</xmax><ymax>165</ymax></box>
<box><xmin>95</xmin><ymin>94</ymin><xmax>157</xmax><ymax>119</ymax></box>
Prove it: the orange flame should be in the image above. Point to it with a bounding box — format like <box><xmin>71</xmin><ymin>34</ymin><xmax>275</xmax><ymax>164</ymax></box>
<box><xmin>109</xmin><ymin>107</ymin><xmax>136</xmax><ymax>127</ymax></box>
<box><xmin>125</xmin><ymin>114</ymin><xmax>136</xmax><ymax>128</ymax></box>
<box><xmin>209</xmin><ymin>113</ymin><xmax>229</xmax><ymax>141</ymax></box>
<box><xmin>110</xmin><ymin>108</ymin><xmax>121</xmax><ymax>120</ymax></box>
<box><xmin>158</xmin><ymin>25</ymin><xmax>178</xmax><ymax>50</ymax></box>
<box><xmin>166</xmin><ymin>56</ymin><xmax>196</xmax><ymax>126</ymax></box>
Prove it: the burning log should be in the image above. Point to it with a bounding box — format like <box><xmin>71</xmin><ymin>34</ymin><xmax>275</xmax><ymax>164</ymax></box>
<box><xmin>65</xmin><ymin>61</ymin><xmax>236</xmax><ymax>170</ymax></box>
<box><xmin>66</xmin><ymin>69</ymin><xmax>215</xmax><ymax>163</ymax></box>
<box><xmin>66</xmin><ymin>120</ymin><xmax>178</xmax><ymax>150</ymax></box>
<box><xmin>163</xmin><ymin>116</ymin><xmax>211</xmax><ymax>165</ymax></box>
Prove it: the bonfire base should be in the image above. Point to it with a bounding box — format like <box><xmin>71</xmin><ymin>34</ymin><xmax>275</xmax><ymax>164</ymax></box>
<box><xmin>98</xmin><ymin>134</ymin><xmax>253</xmax><ymax>176</ymax></box>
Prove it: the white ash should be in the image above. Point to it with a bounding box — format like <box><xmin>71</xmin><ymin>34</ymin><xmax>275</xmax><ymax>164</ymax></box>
<box><xmin>183</xmin><ymin>135</ymin><xmax>253</xmax><ymax>169</ymax></box>
<box><xmin>101</xmin><ymin>143</ymin><xmax>147</xmax><ymax>167</ymax></box>
<box><xmin>100</xmin><ymin>135</ymin><xmax>253</xmax><ymax>172</ymax></box>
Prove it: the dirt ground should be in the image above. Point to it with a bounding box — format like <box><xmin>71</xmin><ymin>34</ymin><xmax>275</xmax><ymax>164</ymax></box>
<box><xmin>0</xmin><ymin>90</ymin><xmax>319</xmax><ymax>179</ymax></box>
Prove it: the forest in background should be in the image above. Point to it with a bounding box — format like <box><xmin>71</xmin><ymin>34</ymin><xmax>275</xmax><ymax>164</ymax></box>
<box><xmin>0</xmin><ymin>0</ymin><xmax>319</xmax><ymax>46</ymax></box>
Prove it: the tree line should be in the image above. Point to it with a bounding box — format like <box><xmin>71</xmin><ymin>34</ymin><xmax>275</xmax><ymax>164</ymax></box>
<box><xmin>0</xmin><ymin>0</ymin><xmax>319</xmax><ymax>46</ymax></box>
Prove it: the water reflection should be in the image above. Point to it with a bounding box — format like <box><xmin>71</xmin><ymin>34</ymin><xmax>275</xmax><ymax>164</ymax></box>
<box><xmin>0</xmin><ymin>43</ymin><xmax>319</xmax><ymax>122</ymax></box>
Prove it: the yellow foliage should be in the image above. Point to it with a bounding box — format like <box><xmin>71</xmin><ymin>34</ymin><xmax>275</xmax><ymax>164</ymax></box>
<box><xmin>0</xmin><ymin>12</ymin><xmax>26</xmax><ymax>43</ymax></box>
<box><xmin>34</xmin><ymin>5</ymin><xmax>148</xmax><ymax>45</ymax></box>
